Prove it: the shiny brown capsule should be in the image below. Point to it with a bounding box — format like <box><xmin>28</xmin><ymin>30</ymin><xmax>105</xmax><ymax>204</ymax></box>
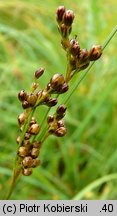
<box><xmin>22</xmin><ymin>168</ymin><xmax>32</xmax><ymax>176</ymax></box>
<box><xmin>50</xmin><ymin>74</ymin><xmax>65</xmax><ymax>88</ymax></box>
<box><xmin>47</xmin><ymin>115</ymin><xmax>54</xmax><ymax>124</ymax></box>
<box><xmin>32</xmin><ymin>158</ymin><xmax>41</xmax><ymax>168</ymax></box>
<box><xmin>63</xmin><ymin>10</ymin><xmax>75</xmax><ymax>26</ymax></box>
<box><xmin>59</xmin><ymin>82</ymin><xmax>69</xmax><ymax>94</ymax></box>
<box><xmin>18</xmin><ymin>146</ymin><xmax>29</xmax><ymax>157</ymax></box>
<box><xmin>70</xmin><ymin>39</ymin><xmax>80</xmax><ymax>56</ymax></box>
<box><xmin>18</xmin><ymin>90</ymin><xmax>27</xmax><ymax>102</ymax></box>
<box><xmin>29</xmin><ymin>123</ymin><xmax>40</xmax><ymax>135</ymax></box>
<box><xmin>27</xmin><ymin>93</ymin><xmax>37</xmax><ymax>106</ymax></box>
<box><xmin>79</xmin><ymin>49</ymin><xmax>89</xmax><ymax>63</ymax></box>
<box><xmin>31</xmin><ymin>148</ymin><xmax>40</xmax><ymax>158</ymax></box>
<box><xmin>56</xmin><ymin>6</ymin><xmax>66</xmax><ymax>23</ymax></box>
<box><xmin>89</xmin><ymin>45</ymin><xmax>102</xmax><ymax>61</ymax></box>
<box><xmin>22</xmin><ymin>100</ymin><xmax>30</xmax><ymax>109</ymax></box>
<box><xmin>22</xmin><ymin>156</ymin><xmax>33</xmax><ymax>168</ymax></box>
<box><xmin>18</xmin><ymin>112</ymin><xmax>26</xmax><ymax>125</ymax></box>
<box><xmin>46</xmin><ymin>98</ymin><xmax>58</xmax><ymax>107</ymax></box>
<box><xmin>56</xmin><ymin>105</ymin><xmax>67</xmax><ymax>115</ymax></box>
<box><xmin>34</xmin><ymin>67</ymin><xmax>44</xmax><ymax>79</ymax></box>
<box><xmin>54</xmin><ymin>126</ymin><xmax>67</xmax><ymax>137</ymax></box>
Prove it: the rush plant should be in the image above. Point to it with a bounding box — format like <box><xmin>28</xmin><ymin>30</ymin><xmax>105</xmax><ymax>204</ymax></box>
<box><xmin>6</xmin><ymin>6</ymin><xmax>117</xmax><ymax>199</ymax></box>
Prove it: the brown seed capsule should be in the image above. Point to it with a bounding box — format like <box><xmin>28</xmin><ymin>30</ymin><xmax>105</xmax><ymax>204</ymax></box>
<box><xmin>56</xmin><ymin>112</ymin><xmax>65</xmax><ymax>120</ymax></box>
<box><xmin>32</xmin><ymin>158</ymin><xmax>41</xmax><ymax>168</ymax></box>
<box><xmin>79</xmin><ymin>62</ymin><xmax>90</xmax><ymax>70</ymax></box>
<box><xmin>59</xmin><ymin>82</ymin><xmax>69</xmax><ymax>93</ymax></box>
<box><xmin>79</xmin><ymin>49</ymin><xmax>89</xmax><ymax>63</ymax></box>
<box><xmin>18</xmin><ymin>112</ymin><xmax>26</xmax><ymax>125</ymax></box>
<box><xmin>50</xmin><ymin>74</ymin><xmax>65</xmax><ymax>89</ymax></box>
<box><xmin>54</xmin><ymin>127</ymin><xmax>67</xmax><ymax>137</ymax></box>
<box><xmin>70</xmin><ymin>39</ymin><xmax>80</xmax><ymax>56</ymax></box>
<box><xmin>22</xmin><ymin>168</ymin><xmax>32</xmax><ymax>176</ymax></box>
<box><xmin>63</xmin><ymin>10</ymin><xmax>75</xmax><ymax>26</ymax></box>
<box><xmin>56</xmin><ymin>105</ymin><xmax>67</xmax><ymax>115</ymax></box>
<box><xmin>34</xmin><ymin>67</ymin><xmax>44</xmax><ymax>79</ymax></box>
<box><xmin>22</xmin><ymin>156</ymin><xmax>33</xmax><ymax>168</ymax></box>
<box><xmin>31</xmin><ymin>148</ymin><xmax>40</xmax><ymax>158</ymax></box>
<box><xmin>18</xmin><ymin>90</ymin><xmax>27</xmax><ymax>102</ymax></box>
<box><xmin>47</xmin><ymin>115</ymin><xmax>54</xmax><ymax>124</ymax></box>
<box><xmin>27</xmin><ymin>93</ymin><xmax>37</xmax><ymax>106</ymax></box>
<box><xmin>18</xmin><ymin>146</ymin><xmax>29</xmax><ymax>157</ymax></box>
<box><xmin>56</xmin><ymin>105</ymin><xmax>67</xmax><ymax>120</ymax></box>
<box><xmin>56</xmin><ymin>6</ymin><xmax>66</xmax><ymax>23</ymax></box>
<box><xmin>33</xmin><ymin>141</ymin><xmax>41</xmax><ymax>148</ymax></box>
<box><xmin>46</xmin><ymin>98</ymin><xmax>58</xmax><ymax>107</ymax></box>
<box><xmin>29</xmin><ymin>123</ymin><xmax>40</xmax><ymax>135</ymax></box>
<box><xmin>22</xmin><ymin>100</ymin><xmax>30</xmax><ymax>109</ymax></box>
<box><xmin>89</xmin><ymin>45</ymin><xmax>102</xmax><ymax>61</ymax></box>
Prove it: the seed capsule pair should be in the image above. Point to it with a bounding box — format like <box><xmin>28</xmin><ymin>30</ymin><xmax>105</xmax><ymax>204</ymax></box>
<box><xmin>47</xmin><ymin>105</ymin><xmax>67</xmax><ymax>137</ymax></box>
<box><xmin>22</xmin><ymin>158</ymin><xmax>41</xmax><ymax>176</ymax></box>
<box><xmin>56</xmin><ymin>6</ymin><xmax>74</xmax><ymax>37</ymax></box>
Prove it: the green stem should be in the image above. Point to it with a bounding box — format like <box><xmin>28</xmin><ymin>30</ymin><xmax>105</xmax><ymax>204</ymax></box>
<box><xmin>64</xmin><ymin>25</ymin><xmax>117</xmax><ymax>105</ymax></box>
<box><xmin>6</xmin><ymin>164</ymin><xmax>21</xmax><ymax>200</ymax></box>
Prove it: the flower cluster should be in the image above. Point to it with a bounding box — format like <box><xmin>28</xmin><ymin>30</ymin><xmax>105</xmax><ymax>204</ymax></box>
<box><xmin>17</xmin><ymin>68</ymin><xmax>68</xmax><ymax>176</ymax></box>
<box><xmin>17</xmin><ymin>113</ymin><xmax>41</xmax><ymax>176</ymax></box>
<box><xmin>47</xmin><ymin>105</ymin><xmax>67</xmax><ymax>137</ymax></box>
<box><xmin>16</xmin><ymin>6</ymin><xmax>102</xmax><ymax>177</ymax></box>
<box><xmin>56</xmin><ymin>6</ymin><xmax>102</xmax><ymax>82</ymax></box>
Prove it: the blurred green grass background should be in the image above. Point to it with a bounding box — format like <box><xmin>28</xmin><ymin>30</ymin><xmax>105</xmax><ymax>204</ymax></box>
<box><xmin>0</xmin><ymin>0</ymin><xmax>117</xmax><ymax>200</ymax></box>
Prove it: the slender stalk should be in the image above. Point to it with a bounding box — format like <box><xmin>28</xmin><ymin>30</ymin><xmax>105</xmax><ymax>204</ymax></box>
<box><xmin>6</xmin><ymin>164</ymin><xmax>21</xmax><ymax>200</ymax></box>
<box><xmin>64</xmin><ymin>25</ymin><xmax>117</xmax><ymax>105</ymax></box>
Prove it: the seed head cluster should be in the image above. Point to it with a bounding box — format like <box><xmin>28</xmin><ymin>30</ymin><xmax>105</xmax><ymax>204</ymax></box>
<box><xmin>17</xmin><ymin>68</ymin><xmax>68</xmax><ymax>176</ymax></box>
<box><xmin>56</xmin><ymin>6</ymin><xmax>102</xmax><ymax>82</ymax></box>
<box><xmin>16</xmin><ymin>6</ymin><xmax>102</xmax><ymax>177</ymax></box>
